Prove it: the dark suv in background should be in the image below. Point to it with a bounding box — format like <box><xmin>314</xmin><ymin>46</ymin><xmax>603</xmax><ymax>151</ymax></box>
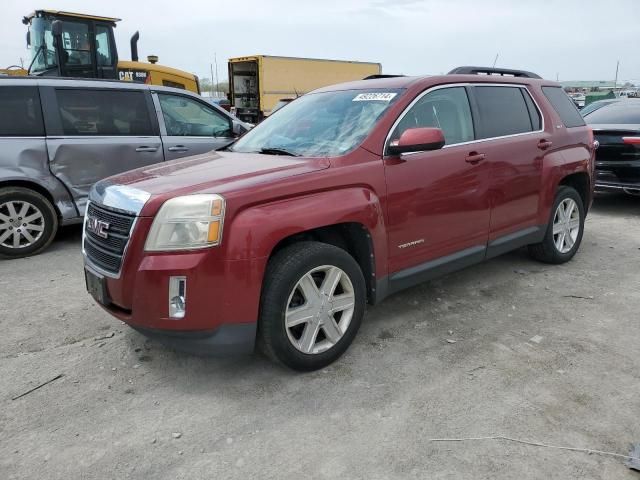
<box><xmin>583</xmin><ymin>99</ymin><xmax>640</xmax><ymax>195</ymax></box>
<box><xmin>0</xmin><ymin>77</ymin><xmax>249</xmax><ymax>258</ymax></box>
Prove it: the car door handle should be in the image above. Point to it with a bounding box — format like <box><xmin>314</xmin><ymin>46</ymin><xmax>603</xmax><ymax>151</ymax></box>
<box><xmin>168</xmin><ymin>145</ymin><xmax>190</xmax><ymax>152</ymax></box>
<box><xmin>465</xmin><ymin>152</ymin><xmax>486</xmax><ymax>164</ymax></box>
<box><xmin>135</xmin><ymin>146</ymin><xmax>158</xmax><ymax>153</ymax></box>
<box><xmin>538</xmin><ymin>139</ymin><xmax>553</xmax><ymax>150</ymax></box>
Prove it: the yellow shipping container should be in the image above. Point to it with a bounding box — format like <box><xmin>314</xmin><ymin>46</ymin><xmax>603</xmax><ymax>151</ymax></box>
<box><xmin>228</xmin><ymin>55</ymin><xmax>381</xmax><ymax>123</ymax></box>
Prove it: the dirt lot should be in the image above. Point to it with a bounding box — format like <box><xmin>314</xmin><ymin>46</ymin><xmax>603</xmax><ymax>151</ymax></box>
<box><xmin>1</xmin><ymin>193</ymin><xmax>639</xmax><ymax>480</ymax></box>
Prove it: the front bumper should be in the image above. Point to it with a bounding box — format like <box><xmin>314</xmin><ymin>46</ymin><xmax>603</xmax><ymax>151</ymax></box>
<box><xmin>595</xmin><ymin>170</ymin><xmax>640</xmax><ymax>194</ymax></box>
<box><xmin>84</xmin><ymin>215</ymin><xmax>268</xmax><ymax>355</ymax></box>
<box><xmin>132</xmin><ymin>323</ymin><xmax>257</xmax><ymax>355</ymax></box>
<box><xmin>595</xmin><ymin>164</ymin><xmax>640</xmax><ymax>193</ymax></box>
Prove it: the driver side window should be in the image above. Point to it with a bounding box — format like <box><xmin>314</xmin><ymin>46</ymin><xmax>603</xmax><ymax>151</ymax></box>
<box><xmin>158</xmin><ymin>93</ymin><xmax>231</xmax><ymax>137</ymax></box>
<box><xmin>391</xmin><ymin>87</ymin><xmax>474</xmax><ymax>146</ymax></box>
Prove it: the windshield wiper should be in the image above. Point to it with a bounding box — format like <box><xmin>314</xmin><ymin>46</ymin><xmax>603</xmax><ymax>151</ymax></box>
<box><xmin>259</xmin><ymin>147</ymin><xmax>299</xmax><ymax>157</ymax></box>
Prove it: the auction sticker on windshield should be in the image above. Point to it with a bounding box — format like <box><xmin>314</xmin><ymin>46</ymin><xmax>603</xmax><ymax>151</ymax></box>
<box><xmin>352</xmin><ymin>93</ymin><xmax>398</xmax><ymax>102</ymax></box>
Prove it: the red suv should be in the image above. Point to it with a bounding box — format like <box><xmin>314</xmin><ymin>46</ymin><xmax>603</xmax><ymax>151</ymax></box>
<box><xmin>83</xmin><ymin>66</ymin><xmax>596</xmax><ymax>371</ymax></box>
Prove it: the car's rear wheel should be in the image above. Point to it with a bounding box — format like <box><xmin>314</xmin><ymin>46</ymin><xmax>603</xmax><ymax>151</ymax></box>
<box><xmin>258</xmin><ymin>241</ymin><xmax>366</xmax><ymax>371</ymax></box>
<box><xmin>0</xmin><ymin>187</ymin><xmax>58</xmax><ymax>259</ymax></box>
<box><xmin>528</xmin><ymin>185</ymin><xmax>584</xmax><ymax>264</ymax></box>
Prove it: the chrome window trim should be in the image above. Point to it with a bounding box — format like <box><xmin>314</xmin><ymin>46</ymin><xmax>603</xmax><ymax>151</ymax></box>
<box><xmin>0</xmin><ymin>136</ymin><xmax>46</xmax><ymax>139</ymax></box>
<box><xmin>384</xmin><ymin>82</ymin><xmax>545</xmax><ymax>157</ymax></box>
<box><xmin>82</xmin><ymin>200</ymin><xmax>139</xmax><ymax>279</ymax></box>
<box><xmin>44</xmin><ymin>135</ymin><xmax>162</xmax><ymax>140</ymax></box>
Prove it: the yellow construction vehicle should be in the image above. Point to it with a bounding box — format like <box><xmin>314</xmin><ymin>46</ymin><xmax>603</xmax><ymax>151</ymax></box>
<box><xmin>0</xmin><ymin>66</ymin><xmax>28</xmax><ymax>76</ymax></box>
<box><xmin>18</xmin><ymin>10</ymin><xmax>199</xmax><ymax>92</ymax></box>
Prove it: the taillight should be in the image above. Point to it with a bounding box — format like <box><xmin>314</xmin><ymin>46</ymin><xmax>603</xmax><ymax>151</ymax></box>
<box><xmin>623</xmin><ymin>137</ymin><xmax>640</xmax><ymax>145</ymax></box>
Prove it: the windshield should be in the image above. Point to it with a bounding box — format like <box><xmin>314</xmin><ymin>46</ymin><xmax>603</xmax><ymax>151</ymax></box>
<box><xmin>231</xmin><ymin>89</ymin><xmax>403</xmax><ymax>157</ymax></box>
<box><xmin>584</xmin><ymin>102</ymin><xmax>640</xmax><ymax>124</ymax></box>
<box><xmin>30</xmin><ymin>17</ymin><xmax>93</xmax><ymax>74</ymax></box>
<box><xmin>29</xmin><ymin>18</ymin><xmax>57</xmax><ymax>73</ymax></box>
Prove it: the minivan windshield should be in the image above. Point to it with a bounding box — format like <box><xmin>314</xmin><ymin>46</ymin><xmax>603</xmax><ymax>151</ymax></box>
<box><xmin>231</xmin><ymin>89</ymin><xmax>403</xmax><ymax>157</ymax></box>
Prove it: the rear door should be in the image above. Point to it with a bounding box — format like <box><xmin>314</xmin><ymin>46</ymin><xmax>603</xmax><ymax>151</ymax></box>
<box><xmin>469</xmin><ymin>85</ymin><xmax>546</xmax><ymax>241</ymax></box>
<box><xmin>0</xmin><ymin>84</ymin><xmax>49</xmax><ymax>193</ymax></box>
<box><xmin>153</xmin><ymin>91</ymin><xmax>235</xmax><ymax>161</ymax></box>
<box><xmin>42</xmin><ymin>86</ymin><xmax>163</xmax><ymax>215</ymax></box>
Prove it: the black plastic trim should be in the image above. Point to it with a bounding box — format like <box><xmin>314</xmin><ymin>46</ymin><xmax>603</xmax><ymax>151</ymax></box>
<box><xmin>486</xmin><ymin>225</ymin><xmax>545</xmax><ymax>259</ymax></box>
<box><xmin>386</xmin><ymin>245</ymin><xmax>486</xmax><ymax>296</ymax></box>
<box><xmin>132</xmin><ymin>323</ymin><xmax>257</xmax><ymax>356</ymax></box>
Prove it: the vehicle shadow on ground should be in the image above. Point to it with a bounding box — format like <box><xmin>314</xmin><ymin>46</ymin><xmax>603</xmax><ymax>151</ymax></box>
<box><xmin>66</xmin><ymin>193</ymin><xmax>639</xmax><ymax>386</ymax></box>
<box><xmin>127</xmin><ymin>246</ymin><xmax>536</xmax><ymax>391</ymax></box>
<box><xmin>591</xmin><ymin>192</ymin><xmax>640</xmax><ymax>217</ymax></box>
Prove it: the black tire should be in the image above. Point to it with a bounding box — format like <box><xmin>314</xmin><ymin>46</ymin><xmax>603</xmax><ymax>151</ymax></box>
<box><xmin>258</xmin><ymin>241</ymin><xmax>366</xmax><ymax>371</ymax></box>
<box><xmin>528</xmin><ymin>186</ymin><xmax>585</xmax><ymax>264</ymax></box>
<box><xmin>0</xmin><ymin>187</ymin><xmax>58</xmax><ymax>259</ymax></box>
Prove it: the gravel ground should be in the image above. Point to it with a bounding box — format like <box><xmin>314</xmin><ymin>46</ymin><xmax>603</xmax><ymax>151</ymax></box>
<box><xmin>1</xmin><ymin>193</ymin><xmax>639</xmax><ymax>480</ymax></box>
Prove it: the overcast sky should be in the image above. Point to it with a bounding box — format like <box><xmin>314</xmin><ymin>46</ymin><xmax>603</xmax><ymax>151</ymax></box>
<box><xmin>3</xmin><ymin>0</ymin><xmax>639</xmax><ymax>84</ymax></box>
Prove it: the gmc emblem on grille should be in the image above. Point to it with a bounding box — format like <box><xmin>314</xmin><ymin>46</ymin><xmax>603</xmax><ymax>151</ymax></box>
<box><xmin>86</xmin><ymin>217</ymin><xmax>110</xmax><ymax>239</ymax></box>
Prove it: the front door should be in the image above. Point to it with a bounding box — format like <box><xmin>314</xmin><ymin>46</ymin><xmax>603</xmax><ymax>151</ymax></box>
<box><xmin>383</xmin><ymin>86</ymin><xmax>491</xmax><ymax>274</ymax></box>
<box><xmin>44</xmin><ymin>87</ymin><xmax>164</xmax><ymax>215</ymax></box>
<box><xmin>154</xmin><ymin>92</ymin><xmax>236</xmax><ymax>161</ymax></box>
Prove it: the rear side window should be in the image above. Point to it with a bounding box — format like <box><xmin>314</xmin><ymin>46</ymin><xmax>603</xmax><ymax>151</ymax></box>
<box><xmin>522</xmin><ymin>90</ymin><xmax>542</xmax><ymax>130</ymax></box>
<box><xmin>55</xmin><ymin>89</ymin><xmax>154</xmax><ymax>136</ymax></box>
<box><xmin>474</xmin><ymin>86</ymin><xmax>536</xmax><ymax>138</ymax></box>
<box><xmin>0</xmin><ymin>86</ymin><xmax>44</xmax><ymax>136</ymax></box>
<box><xmin>542</xmin><ymin>86</ymin><xmax>585</xmax><ymax>128</ymax></box>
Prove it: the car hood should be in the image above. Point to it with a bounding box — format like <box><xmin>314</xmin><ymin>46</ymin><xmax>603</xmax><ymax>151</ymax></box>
<box><xmin>92</xmin><ymin>150</ymin><xmax>330</xmax><ymax>212</ymax></box>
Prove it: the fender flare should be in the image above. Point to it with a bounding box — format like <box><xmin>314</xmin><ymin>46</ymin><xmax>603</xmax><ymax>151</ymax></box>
<box><xmin>223</xmin><ymin>187</ymin><xmax>388</xmax><ymax>278</ymax></box>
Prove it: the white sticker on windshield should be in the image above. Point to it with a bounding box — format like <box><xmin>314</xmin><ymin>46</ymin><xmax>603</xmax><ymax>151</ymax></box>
<box><xmin>352</xmin><ymin>92</ymin><xmax>397</xmax><ymax>102</ymax></box>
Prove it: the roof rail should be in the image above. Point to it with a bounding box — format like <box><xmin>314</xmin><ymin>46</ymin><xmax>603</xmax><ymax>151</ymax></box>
<box><xmin>448</xmin><ymin>66</ymin><xmax>541</xmax><ymax>79</ymax></box>
<box><xmin>363</xmin><ymin>74</ymin><xmax>406</xmax><ymax>80</ymax></box>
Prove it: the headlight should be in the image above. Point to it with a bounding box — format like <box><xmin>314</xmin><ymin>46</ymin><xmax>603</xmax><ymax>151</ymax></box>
<box><xmin>144</xmin><ymin>194</ymin><xmax>225</xmax><ymax>251</ymax></box>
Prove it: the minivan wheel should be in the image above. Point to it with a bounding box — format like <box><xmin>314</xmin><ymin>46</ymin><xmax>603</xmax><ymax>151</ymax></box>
<box><xmin>258</xmin><ymin>241</ymin><xmax>366</xmax><ymax>371</ymax></box>
<box><xmin>528</xmin><ymin>186</ymin><xmax>584</xmax><ymax>264</ymax></box>
<box><xmin>0</xmin><ymin>187</ymin><xmax>58</xmax><ymax>259</ymax></box>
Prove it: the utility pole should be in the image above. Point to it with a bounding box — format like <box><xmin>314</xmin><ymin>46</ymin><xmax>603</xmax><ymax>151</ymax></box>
<box><xmin>210</xmin><ymin>63</ymin><xmax>214</xmax><ymax>97</ymax></box>
<box><xmin>214</xmin><ymin>52</ymin><xmax>220</xmax><ymax>97</ymax></box>
<box><xmin>556</xmin><ymin>72</ymin><xmax>559</xmax><ymax>82</ymax></box>
<box><xmin>614</xmin><ymin>60</ymin><xmax>620</xmax><ymax>96</ymax></box>
<box><xmin>492</xmin><ymin>53</ymin><xmax>499</xmax><ymax>68</ymax></box>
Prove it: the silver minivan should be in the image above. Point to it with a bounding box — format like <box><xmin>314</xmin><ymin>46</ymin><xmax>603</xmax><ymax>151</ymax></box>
<box><xmin>0</xmin><ymin>77</ymin><xmax>249</xmax><ymax>258</ymax></box>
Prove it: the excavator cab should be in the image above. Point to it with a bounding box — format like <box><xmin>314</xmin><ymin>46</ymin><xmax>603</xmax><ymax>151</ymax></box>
<box><xmin>25</xmin><ymin>10</ymin><xmax>119</xmax><ymax>79</ymax></box>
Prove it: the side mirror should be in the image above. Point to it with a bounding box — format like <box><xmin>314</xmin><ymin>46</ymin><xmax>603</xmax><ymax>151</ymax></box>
<box><xmin>388</xmin><ymin>127</ymin><xmax>445</xmax><ymax>155</ymax></box>
<box><xmin>232</xmin><ymin>120</ymin><xmax>248</xmax><ymax>136</ymax></box>
<box><xmin>26</xmin><ymin>31</ymin><xmax>30</xmax><ymax>47</ymax></box>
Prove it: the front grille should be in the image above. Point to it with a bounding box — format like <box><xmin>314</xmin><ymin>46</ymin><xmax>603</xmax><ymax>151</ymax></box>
<box><xmin>84</xmin><ymin>203</ymin><xmax>136</xmax><ymax>275</ymax></box>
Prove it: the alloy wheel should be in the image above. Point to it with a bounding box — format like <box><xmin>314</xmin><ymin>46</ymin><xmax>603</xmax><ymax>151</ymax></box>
<box><xmin>285</xmin><ymin>265</ymin><xmax>356</xmax><ymax>354</ymax></box>
<box><xmin>552</xmin><ymin>198</ymin><xmax>580</xmax><ymax>254</ymax></box>
<box><xmin>0</xmin><ymin>200</ymin><xmax>45</xmax><ymax>249</ymax></box>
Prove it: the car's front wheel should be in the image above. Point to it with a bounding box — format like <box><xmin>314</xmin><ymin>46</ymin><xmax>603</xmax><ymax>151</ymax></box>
<box><xmin>259</xmin><ymin>241</ymin><xmax>366</xmax><ymax>371</ymax></box>
<box><xmin>528</xmin><ymin>185</ymin><xmax>585</xmax><ymax>264</ymax></box>
<box><xmin>0</xmin><ymin>187</ymin><xmax>58</xmax><ymax>259</ymax></box>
